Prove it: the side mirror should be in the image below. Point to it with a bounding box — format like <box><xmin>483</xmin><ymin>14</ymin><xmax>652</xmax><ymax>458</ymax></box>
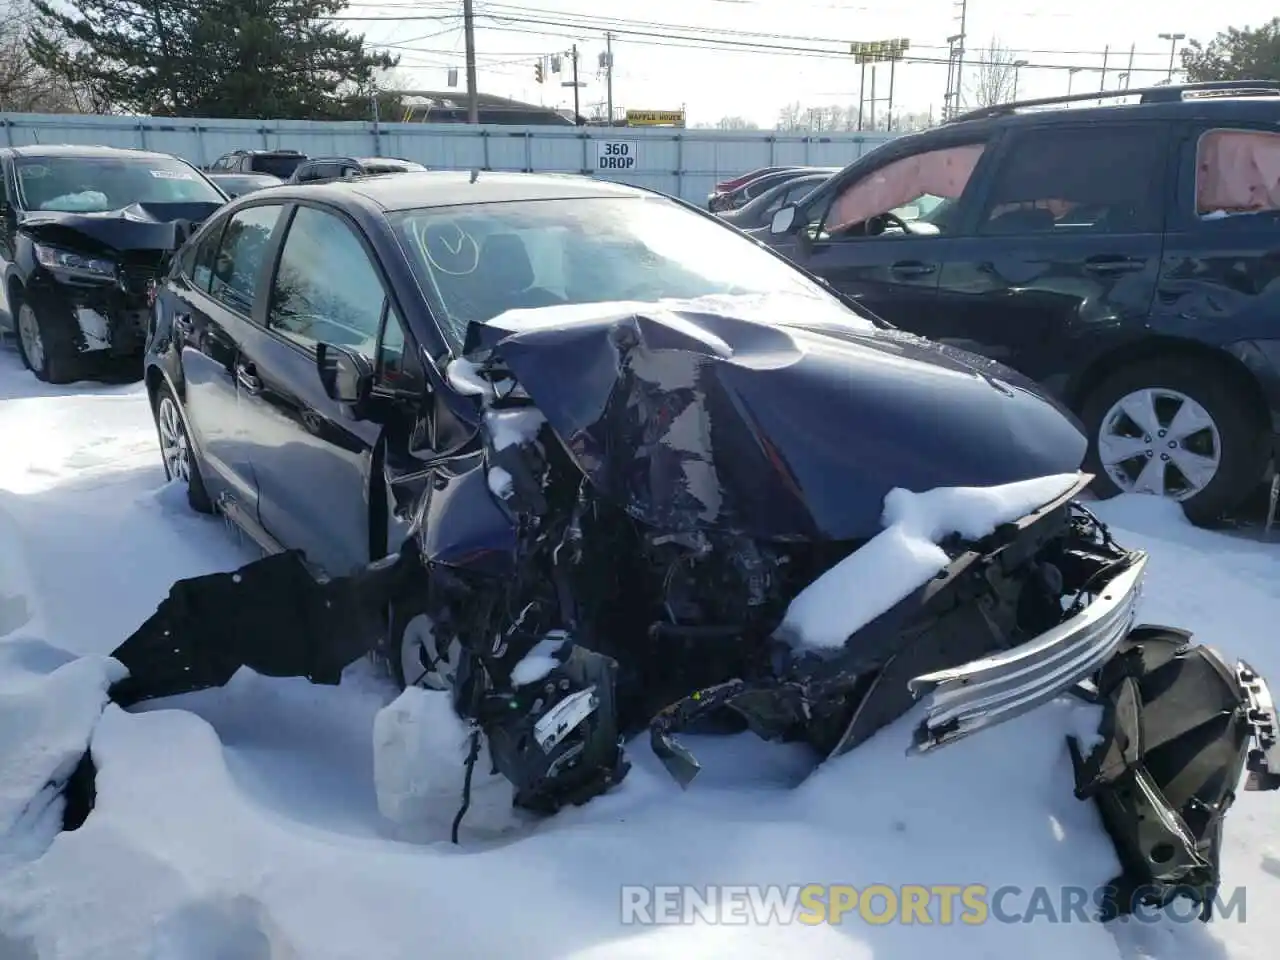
<box><xmin>316</xmin><ymin>342</ymin><xmax>373</xmax><ymax>408</ymax></box>
<box><xmin>770</xmin><ymin>204</ymin><xmax>797</xmax><ymax>236</ymax></box>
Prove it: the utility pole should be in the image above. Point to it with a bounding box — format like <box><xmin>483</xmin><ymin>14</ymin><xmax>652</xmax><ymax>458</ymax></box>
<box><xmin>858</xmin><ymin>58</ymin><xmax>867</xmax><ymax>130</ymax></box>
<box><xmin>1098</xmin><ymin>44</ymin><xmax>1109</xmax><ymax>102</ymax></box>
<box><xmin>1158</xmin><ymin>32</ymin><xmax>1185</xmax><ymax>84</ymax></box>
<box><xmin>1012</xmin><ymin>60</ymin><xmax>1028</xmax><ymax>100</ymax></box>
<box><xmin>571</xmin><ymin>44</ymin><xmax>580</xmax><ymax>124</ymax></box>
<box><xmin>605</xmin><ymin>33</ymin><xmax>614</xmax><ymax>126</ymax></box>
<box><xmin>1067</xmin><ymin>66</ymin><xmax>1082</xmax><ymax>94</ymax></box>
<box><xmin>1123</xmin><ymin>43</ymin><xmax>1135</xmax><ymax>89</ymax></box>
<box><xmin>462</xmin><ymin>0</ymin><xmax>478</xmax><ymax>123</ymax></box>
<box><xmin>953</xmin><ymin>0</ymin><xmax>968</xmax><ymax>113</ymax></box>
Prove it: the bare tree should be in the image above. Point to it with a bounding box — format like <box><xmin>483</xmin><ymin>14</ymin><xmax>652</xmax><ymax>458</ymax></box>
<box><xmin>965</xmin><ymin>37</ymin><xmax>1019</xmax><ymax>110</ymax></box>
<box><xmin>0</xmin><ymin>1</ymin><xmax>83</xmax><ymax>112</ymax></box>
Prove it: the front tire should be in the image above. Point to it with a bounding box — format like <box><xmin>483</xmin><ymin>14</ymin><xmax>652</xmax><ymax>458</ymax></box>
<box><xmin>15</xmin><ymin>299</ymin><xmax>82</xmax><ymax>384</ymax></box>
<box><xmin>152</xmin><ymin>380</ymin><xmax>214</xmax><ymax>514</ymax></box>
<box><xmin>1080</xmin><ymin>357</ymin><xmax>1268</xmax><ymax>524</ymax></box>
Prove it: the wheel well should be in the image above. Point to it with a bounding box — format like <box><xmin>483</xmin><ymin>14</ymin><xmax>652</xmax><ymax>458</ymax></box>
<box><xmin>1066</xmin><ymin>337</ymin><xmax>1272</xmax><ymax>433</ymax></box>
<box><xmin>144</xmin><ymin>365</ymin><xmax>166</xmax><ymax>412</ymax></box>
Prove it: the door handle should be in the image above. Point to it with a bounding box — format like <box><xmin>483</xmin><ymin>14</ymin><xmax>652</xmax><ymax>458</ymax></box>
<box><xmin>1083</xmin><ymin>256</ymin><xmax>1145</xmax><ymax>274</ymax></box>
<box><xmin>890</xmin><ymin>260</ymin><xmax>937</xmax><ymax>278</ymax></box>
<box><xmin>172</xmin><ymin>313</ymin><xmax>192</xmax><ymax>335</ymax></box>
<box><xmin>235</xmin><ymin>362</ymin><xmax>263</xmax><ymax>394</ymax></box>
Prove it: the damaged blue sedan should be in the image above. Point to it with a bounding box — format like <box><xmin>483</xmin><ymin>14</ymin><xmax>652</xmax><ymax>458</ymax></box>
<box><xmin>69</xmin><ymin>171</ymin><xmax>1279</xmax><ymax>922</ymax></box>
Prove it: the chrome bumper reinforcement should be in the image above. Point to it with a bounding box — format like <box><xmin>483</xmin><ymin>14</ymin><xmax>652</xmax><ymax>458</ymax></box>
<box><xmin>1238</xmin><ymin>659</ymin><xmax>1280</xmax><ymax>791</ymax></box>
<box><xmin>908</xmin><ymin>550</ymin><xmax>1148</xmax><ymax>753</ymax></box>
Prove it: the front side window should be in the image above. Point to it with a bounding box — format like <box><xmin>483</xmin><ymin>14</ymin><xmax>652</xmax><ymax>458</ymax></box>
<box><xmin>822</xmin><ymin>143</ymin><xmax>986</xmax><ymax>238</ymax></box>
<box><xmin>1194</xmin><ymin>128</ymin><xmax>1280</xmax><ymax>219</ymax></box>
<box><xmin>267</xmin><ymin>205</ymin><xmax>385</xmax><ymax>354</ymax></box>
<box><xmin>209</xmin><ymin>205</ymin><xmax>283</xmax><ymax>314</ymax></box>
<box><xmin>14</xmin><ymin>156</ymin><xmax>226</xmax><ymax>212</ymax></box>
<box><xmin>390</xmin><ymin>194</ymin><xmax>876</xmax><ymax>350</ymax></box>
<box><xmin>977</xmin><ymin>124</ymin><xmax>1167</xmax><ymax>235</ymax></box>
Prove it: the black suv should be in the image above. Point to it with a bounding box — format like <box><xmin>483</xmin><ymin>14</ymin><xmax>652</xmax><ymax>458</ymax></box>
<box><xmin>207</xmin><ymin>149</ymin><xmax>307</xmax><ymax>180</ymax></box>
<box><xmin>759</xmin><ymin>80</ymin><xmax>1280</xmax><ymax>523</ymax></box>
<box><xmin>288</xmin><ymin>156</ymin><xmax>426</xmax><ymax>184</ymax></box>
<box><xmin>0</xmin><ymin>144</ymin><xmax>226</xmax><ymax>382</ymax></box>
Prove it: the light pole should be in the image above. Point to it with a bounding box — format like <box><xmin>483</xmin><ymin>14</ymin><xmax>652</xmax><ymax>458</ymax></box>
<box><xmin>1158</xmin><ymin>32</ymin><xmax>1185</xmax><ymax>84</ymax></box>
<box><xmin>1067</xmin><ymin>66</ymin><xmax>1082</xmax><ymax>94</ymax></box>
<box><xmin>1012</xmin><ymin>59</ymin><xmax>1028</xmax><ymax>100</ymax></box>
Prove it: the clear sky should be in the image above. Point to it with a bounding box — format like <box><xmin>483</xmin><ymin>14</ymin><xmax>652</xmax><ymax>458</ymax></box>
<box><xmin>341</xmin><ymin>0</ymin><xmax>1274</xmax><ymax>127</ymax></box>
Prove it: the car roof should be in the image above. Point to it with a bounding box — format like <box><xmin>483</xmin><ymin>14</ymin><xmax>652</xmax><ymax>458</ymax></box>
<box><xmin>262</xmin><ymin>170</ymin><xmax>653</xmax><ymax>211</ymax></box>
<box><xmin>945</xmin><ymin>83</ymin><xmax>1280</xmax><ymax>133</ymax></box>
<box><xmin>4</xmin><ymin>144</ymin><xmax>188</xmax><ymax>162</ymax></box>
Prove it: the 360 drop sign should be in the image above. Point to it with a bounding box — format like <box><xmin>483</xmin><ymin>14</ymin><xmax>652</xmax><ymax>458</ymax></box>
<box><xmin>596</xmin><ymin>140</ymin><xmax>638</xmax><ymax>170</ymax></box>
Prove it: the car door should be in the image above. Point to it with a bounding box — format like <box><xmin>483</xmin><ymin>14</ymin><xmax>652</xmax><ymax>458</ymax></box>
<box><xmin>1155</xmin><ymin>121</ymin><xmax>1280</xmax><ymax>350</ymax></box>
<box><xmin>0</xmin><ymin>158</ymin><xmax>17</xmax><ymax>328</ymax></box>
<box><xmin>167</xmin><ymin>202</ymin><xmax>288</xmax><ymax>512</ymax></box>
<box><xmin>233</xmin><ymin>202</ymin><xmax>398</xmax><ymax>577</ymax></box>
<box><xmin>932</xmin><ymin>121</ymin><xmax>1170</xmax><ymax>393</ymax></box>
<box><xmin>776</xmin><ymin>137</ymin><xmax>996</xmax><ymax>325</ymax></box>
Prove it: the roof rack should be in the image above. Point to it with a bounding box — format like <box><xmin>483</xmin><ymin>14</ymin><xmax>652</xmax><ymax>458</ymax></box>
<box><xmin>946</xmin><ymin>79</ymin><xmax>1280</xmax><ymax>125</ymax></box>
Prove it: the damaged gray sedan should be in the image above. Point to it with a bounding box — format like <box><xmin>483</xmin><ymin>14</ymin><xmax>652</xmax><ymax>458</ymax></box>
<box><xmin>0</xmin><ymin>145</ymin><xmax>226</xmax><ymax>383</ymax></box>
<box><xmin>68</xmin><ymin>172</ymin><xmax>1279</xmax><ymax>924</ymax></box>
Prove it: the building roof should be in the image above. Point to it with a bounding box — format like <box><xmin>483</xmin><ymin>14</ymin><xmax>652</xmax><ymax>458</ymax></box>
<box><xmin>396</xmin><ymin>90</ymin><xmax>576</xmax><ymax>125</ymax></box>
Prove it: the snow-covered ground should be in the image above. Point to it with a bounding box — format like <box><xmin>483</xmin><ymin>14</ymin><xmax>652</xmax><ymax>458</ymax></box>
<box><xmin>1</xmin><ymin>342</ymin><xmax>1279</xmax><ymax>959</ymax></box>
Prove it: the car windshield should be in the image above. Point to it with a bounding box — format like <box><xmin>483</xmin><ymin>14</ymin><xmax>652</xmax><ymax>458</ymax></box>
<box><xmin>15</xmin><ymin>156</ymin><xmax>224</xmax><ymax>212</ymax></box>
<box><xmin>390</xmin><ymin>195</ymin><xmax>871</xmax><ymax>350</ymax></box>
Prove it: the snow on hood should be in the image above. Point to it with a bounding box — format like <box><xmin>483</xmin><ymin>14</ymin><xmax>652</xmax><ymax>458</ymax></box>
<box><xmin>776</xmin><ymin>472</ymin><xmax>1085</xmax><ymax>650</ymax></box>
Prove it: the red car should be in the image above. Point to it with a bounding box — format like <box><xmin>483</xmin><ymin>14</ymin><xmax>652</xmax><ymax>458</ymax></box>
<box><xmin>707</xmin><ymin>166</ymin><xmax>805</xmax><ymax>210</ymax></box>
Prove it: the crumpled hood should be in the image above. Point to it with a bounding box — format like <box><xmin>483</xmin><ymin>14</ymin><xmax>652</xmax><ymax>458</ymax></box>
<box><xmin>463</xmin><ymin>293</ymin><xmax>1088</xmax><ymax>541</ymax></box>
<box><xmin>17</xmin><ymin>200</ymin><xmax>223</xmax><ymax>255</ymax></box>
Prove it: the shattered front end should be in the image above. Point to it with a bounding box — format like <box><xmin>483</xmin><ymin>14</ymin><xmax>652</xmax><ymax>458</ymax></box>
<box><xmin>89</xmin><ymin>301</ymin><xmax>1280</xmax><ymax>925</ymax></box>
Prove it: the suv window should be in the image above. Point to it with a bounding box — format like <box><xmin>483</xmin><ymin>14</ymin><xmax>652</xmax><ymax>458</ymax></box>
<box><xmin>209</xmin><ymin>205</ymin><xmax>283</xmax><ymax>314</ymax></box>
<box><xmin>1194</xmin><ymin>128</ymin><xmax>1280</xmax><ymax>219</ymax></box>
<box><xmin>822</xmin><ymin>143</ymin><xmax>986</xmax><ymax>238</ymax></box>
<box><xmin>267</xmin><ymin>205</ymin><xmax>384</xmax><ymax>354</ymax></box>
<box><xmin>978</xmin><ymin>124</ymin><xmax>1167</xmax><ymax>235</ymax></box>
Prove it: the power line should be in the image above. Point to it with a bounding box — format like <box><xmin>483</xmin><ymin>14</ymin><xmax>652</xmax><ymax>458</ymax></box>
<box><xmin>340</xmin><ymin>0</ymin><xmax>1178</xmax><ymax>59</ymax></box>
<box><xmin>375</xmin><ymin>15</ymin><xmax>1182</xmax><ymax>74</ymax></box>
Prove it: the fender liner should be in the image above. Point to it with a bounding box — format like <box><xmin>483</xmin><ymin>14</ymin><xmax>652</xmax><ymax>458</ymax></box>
<box><xmin>1068</xmin><ymin>625</ymin><xmax>1280</xmax><ymax>920</ymax></box>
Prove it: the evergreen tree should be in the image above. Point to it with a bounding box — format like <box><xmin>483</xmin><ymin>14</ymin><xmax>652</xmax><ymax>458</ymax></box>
<box><xmin>1182</xmin><ymin>18</ymin><xmax>1280</xmax><ymax>83</ymax></box>
<box><xmin>27</xmin><ymin>0</ymin><xmax>397</xmax><ymax>118</ymax></box>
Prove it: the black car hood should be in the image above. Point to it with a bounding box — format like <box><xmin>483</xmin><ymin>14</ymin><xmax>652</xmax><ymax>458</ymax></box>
<box><xmin>463</xmin><ymin>293</ymin><xmax>1087</xmax><ymax>542</ymax></box>
<box><xmin>17</xmin><ymin>201</ymin><xmax>224</xmax><ymax>255</ymax></box>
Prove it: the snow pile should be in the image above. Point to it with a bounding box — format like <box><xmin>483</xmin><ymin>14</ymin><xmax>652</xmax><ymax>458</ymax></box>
<box><xmin>2</xmin><ymin>349</ymin><xmax>1280</xmax><ymax>959</ymax></box>
<box><xmin>778</xmin><ymin>472</ymin><xmax>1083</xmax><ymax>649</ymax></box>
<box><xmin>0</xmin><ymin>642</ymin><xmax>123</xmax><ymax>865</ymax></box>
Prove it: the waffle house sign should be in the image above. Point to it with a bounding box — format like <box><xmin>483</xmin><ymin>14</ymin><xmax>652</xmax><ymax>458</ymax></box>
<box><xmin>625</xmin><ymin>110</ymin><xmax>685</xmax><ymax>127</ymax></box>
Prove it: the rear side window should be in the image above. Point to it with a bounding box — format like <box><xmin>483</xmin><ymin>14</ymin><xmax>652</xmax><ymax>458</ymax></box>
<box><xmin>1194</xmin><ymin>128</ymin><xmax>1280</xmax><ymax>219</ymax></box>
<box><xmin>209</xmin><ymin>205</ymin><xmax>283</xmax><ymax>314</ymax></box>
<box><xmin>978</xmin><ymin>124</ymin><xmax>1168</xmax><ymax>235</ymax></box>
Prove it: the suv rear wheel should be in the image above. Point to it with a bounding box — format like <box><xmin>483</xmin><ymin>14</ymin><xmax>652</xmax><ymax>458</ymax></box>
<box><xmin>1080</xmin><ymin>357</ymin><xmax>1268</xmax><ymax>524</ymax></box>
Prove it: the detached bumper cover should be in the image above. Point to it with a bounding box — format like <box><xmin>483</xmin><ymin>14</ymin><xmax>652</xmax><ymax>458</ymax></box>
<box><xmin>909</xmin><ymin>550</ymin><xmax>1146</xmax><ymax>752</ymax></box>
